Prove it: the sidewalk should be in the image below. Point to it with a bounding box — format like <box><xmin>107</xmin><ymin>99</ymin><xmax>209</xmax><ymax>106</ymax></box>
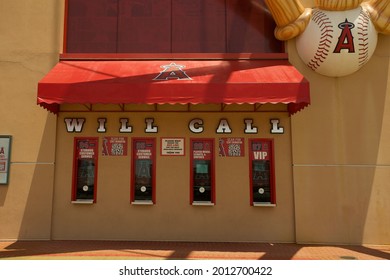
<box><xmin>1</xmin><ymin>241</ymin><xmax>389</xmax><ymax>260</ymax></box>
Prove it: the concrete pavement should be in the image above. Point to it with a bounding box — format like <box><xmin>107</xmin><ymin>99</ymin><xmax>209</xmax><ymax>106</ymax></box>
<box><xmin>1</xmin><ymin>240</ymin><xmax>389</xmax><ymax>260</ymax></box>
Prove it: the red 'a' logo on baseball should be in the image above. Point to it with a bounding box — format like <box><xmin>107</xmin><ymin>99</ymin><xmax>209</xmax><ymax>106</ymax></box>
<box><xmin>334</xmin><ymin>19</ymin><xmax>355</xmax><ymax>53</ymax></box>
<box><xmin>154</xmin><ymin>62</ymin><xmax>191</xmax><ymax>80</ymax></box>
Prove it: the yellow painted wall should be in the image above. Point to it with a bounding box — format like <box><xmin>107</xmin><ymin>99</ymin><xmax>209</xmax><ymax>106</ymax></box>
<box><xmin>0</xmin><ymin>0</ymin><xmax>63</xmax><ymax>239</ymax></box>
<box><xmin>290</xmin><ymin>1</ymin><xmax>390</xmax><ymax>244</ymax></box>
<box><xmin>52</xmin><ymin>111</ymin><xmax>295</xmax><ymax>242</ymax></box>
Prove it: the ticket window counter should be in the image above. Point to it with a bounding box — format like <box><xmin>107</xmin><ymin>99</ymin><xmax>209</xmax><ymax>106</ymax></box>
<box><xmin>131</xmin><ymin>138</ymin><xmax>156</xmax><ymax>205</ymax></box>
<box><xmin>190</xmin><ymin>139</ymin><xmax>215</xmax><ymax>206</ymax></box>
<box><xmin>249</xmin><ymin>139</ymin><xmax>276</xmax><ymax>206</ymax></box>
<box><xmin>72</xmin><ymin>138</ymin><xmax>98</xmax><ymax>204</ymax></box>
<box><xmin>134</xmin><ymin>159</ymin><xmax>153</xmax><ymax>201</ymax></box>
<box><xmin>75</xmin><ymin>159</ymin><xmax>96</xmax><ymax>200</ymax></box>
<box><xmin>193</xmin><ymin>160</ymin><xmax>212</xmax><ymax>202</ymax></box>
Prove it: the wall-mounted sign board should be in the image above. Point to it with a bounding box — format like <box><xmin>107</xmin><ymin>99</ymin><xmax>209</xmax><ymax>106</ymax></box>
<box><xmin>218</xmin><ymin>137</ymin><xmax>244</xmax><ymax>157</ymax></box>
<box><xmin>102</xmin><ymin>137</ymin><xmax>128</xmax><ymax>156</ymax></box>
<box><xmin>161</xmin><ymin>138</ymin><xmax>185</xmax><ymax>156</ymax></box>
<box><xmin>0</xmin><ymin>136</ymin><xmax>12</xmax><ymax>185</ymax></box>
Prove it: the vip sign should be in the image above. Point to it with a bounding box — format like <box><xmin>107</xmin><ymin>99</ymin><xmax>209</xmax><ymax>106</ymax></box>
<box><xmin>64</xmin><ymin>118</ymin><xmax>284</xmax><ymax>135</ymax></box>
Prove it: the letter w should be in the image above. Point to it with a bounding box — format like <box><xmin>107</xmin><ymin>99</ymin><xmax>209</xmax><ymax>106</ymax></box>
<box><xmin>65</xmin><ymin>118</ymin><xmax>85</xmax><ymax>132</ymax></box>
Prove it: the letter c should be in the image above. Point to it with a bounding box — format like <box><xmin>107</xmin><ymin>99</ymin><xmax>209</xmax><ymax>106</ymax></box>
<box><xmin>189</xmin><ymin>118</ymin><xmax>204</xmax><ymax>134</ymax></box>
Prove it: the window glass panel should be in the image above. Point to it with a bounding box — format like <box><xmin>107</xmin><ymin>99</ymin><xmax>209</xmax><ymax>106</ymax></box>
<box><xmin>193</xmin><ymin>160</ymin><xmax>212</xmax><ymax>202</ymax></box>
<box><xmin>72</xmin><ymin>138</ymin><xmax>98</xmax><ymax>202</ymax></box>
<box><xmin>191</xmin><ymin>139</ymin><xmax>214</xmax><ymax>204</ymax></box>
<box><xmin>252</xmin><ymin>160</ymin><xmax>271</xmax><ymax>203</ymax></box>
<box><xmin>249</xmin><ymin>139</ymin><xmax>275</xmax><ymax>205</ymax></box>
<box><xmin>134</xmin><ymin>159</ymin><xmax>153</xmax><ymax>201</ymax></box>
<box><xmin>132</xmin><ymin>138</ymin><xmax>155</xmax><ymax>203</ymax></box>
<box><xmin>76</xmin><ymin>159</ymin><xmax>95</xmax><ymax>200</ymax></box>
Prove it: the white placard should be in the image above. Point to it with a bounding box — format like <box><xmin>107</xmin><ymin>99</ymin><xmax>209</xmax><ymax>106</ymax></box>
<box><xmin>161</xmin><ymin>138</ymin><xmax>185</xmax><ymax>156</ymax></box>
<box><xmin>0</xmin><ymin>136</ymin><xmax>12</xmax><ymax>184</ymax></box>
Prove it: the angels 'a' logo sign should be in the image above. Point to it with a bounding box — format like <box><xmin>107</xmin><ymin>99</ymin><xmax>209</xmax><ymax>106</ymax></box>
<box><xmin>263</xmin><ymin>0</ymin><xmax>390</xmax><ymax>77</ymax></box>
<box><xmin>334</xmin><ymin>19</ymin><xmax>355</xmax><ymax>53</ymax></box>
<box><xmin>154</xmin><ymin>62</ymin><xmax>192</xmax><ymax>80</ymax></box>
<box><xmin>295</xmin><ymin>7</ymin><xmax>377</xmax><ymax>77</ymax></box>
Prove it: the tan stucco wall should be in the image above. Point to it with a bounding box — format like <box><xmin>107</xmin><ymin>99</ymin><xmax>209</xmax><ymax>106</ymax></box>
<box><xmin>1</xmin><ymin>0</ymin><xmax>389</xmax><ymax>245</ymax></box>
<box><xmin>52</xmin><ymin>111</ymin><xmax>295</xmax><ymax>242</ymax></box>
<box><xmin>290</xmin><ymin>1</ymin><xmax>390</xmax><ymax>244</ymax></box>
<box><xmin>0</xmin><ymin>0</ymin><xmax>63</xmax><ymax>239</ymax></box>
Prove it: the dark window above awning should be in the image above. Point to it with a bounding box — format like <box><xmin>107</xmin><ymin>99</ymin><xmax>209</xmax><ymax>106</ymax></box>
<box><xmin>37</xmin><ymin>57</ymin><xmax>310</xmax><ymax>115</ymax></box>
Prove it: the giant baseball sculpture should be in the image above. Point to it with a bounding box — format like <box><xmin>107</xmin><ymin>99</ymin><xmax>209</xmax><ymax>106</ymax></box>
<box><xmin>264</xmin><ymin>0</ymin><xmax>390</xmax><ymax>77</ymax></box>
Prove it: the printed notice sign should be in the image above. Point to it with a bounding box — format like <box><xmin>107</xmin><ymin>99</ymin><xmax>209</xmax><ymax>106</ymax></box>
<box><xmin>0</xmin><ymin>136</ymin><xmax>12</xmax><ymax>184</ymax></box>
<box><xmin>161</xmin><ymin>138</ymin><xmax>185</xmax><ymax>156</ymax></box>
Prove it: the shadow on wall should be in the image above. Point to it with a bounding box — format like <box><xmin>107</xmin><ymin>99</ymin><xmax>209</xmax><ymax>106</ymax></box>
<box><xmin>0</xmin><ymin>102</ymin><xmax>57</xmax><ymax>240</ymax></box>
<box><xmin>10</xmin><ymin>1</ymin><xmax>63</xmax><ymax>240</ymax></box>
<box><xmin>0</xmin><ymin>186</ymin><xmax>8</xmax><ymax>207</ymax></box>
<box><xmin>16</xmin><ymin>115</ymin><xmax>56</xmax><ymax>239</ymax></box>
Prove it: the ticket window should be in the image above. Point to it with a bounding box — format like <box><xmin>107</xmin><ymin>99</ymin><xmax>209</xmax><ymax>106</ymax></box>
<box><xmin>131</xmin><ymin>138</ymin><xmax>156</xmax><ymax>204</ymax></box>
<box><xmin>190</xmin><ymin>139</ymin><xmax>215</xmax><ymax>205</ymax></box>
<box><xmin>72</xmin><ymin>138</ymin><xmax>99</xmax><ymax>203</ymax></box>
<box><xmin>249</xmin><ymin>139</ymin><xmax>276</xmax><ymax>206</ymax></box>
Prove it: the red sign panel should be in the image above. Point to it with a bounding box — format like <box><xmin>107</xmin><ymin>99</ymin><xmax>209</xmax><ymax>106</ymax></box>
<box><xmin>250</xmin><ymin>140</ymin><xmax>271</xmax><ymax>161</ymax></box>
<box><xmin>134</xmin><ymin>139</ymin><xmax>154</xmax><ymax>160</ymax></box>
<box><xmin>76</xmin><ymin>138</ymin><xmax>98</xmax><ymax>159</ymax></box>
<box><xmin>102</xmin><ymin>137</ymin><xmax>128</xmax><ymax>156</ymax></box>
<box><xmin>218</xmin><ymin>137</ymin><xmax>244</xmax><ymax>157</ymax></box>
<box><xmin>192</xmin><ymin>140</ymin><xmax>213</xmax><ymax>160</ymax></box>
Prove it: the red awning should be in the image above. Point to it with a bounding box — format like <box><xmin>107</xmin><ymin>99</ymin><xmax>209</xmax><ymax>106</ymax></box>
<box><xmin>37</xmin><ymin>59</ymin><xmax>310</xmax><ymax>114</ymax></box>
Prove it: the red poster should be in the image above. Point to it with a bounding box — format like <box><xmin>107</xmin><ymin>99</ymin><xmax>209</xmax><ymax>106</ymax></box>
<box><xmin>134</xmin><ymin>139</ymin><xmax>154</xmax><ymax>160</ymax></box>
<box><xmin>250</xmin><ymin>140</ymin><xmax>271</xmax><ymax>161</ymax></box>
<box><xmin>192</xmin><ymin>140</ymin><xmax>213</xmax><ymax>160</ymax></box>
<box><xmin>77</xmin><ymin>138</ymin><xmax>98</xmax><ymax>159</ymax></box>
<box><xmin>102</xmin><ymin>137</ymin><xmax>128</xmax><ymax>156</ymax></box>
<box><xmin>218</xmin><ymin>137</ymin><xmax>244</xmax><ymax>157</ymax></box>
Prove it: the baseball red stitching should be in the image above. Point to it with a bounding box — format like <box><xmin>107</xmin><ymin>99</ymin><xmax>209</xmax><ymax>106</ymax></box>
<box><xmin>357</xmin><ymin>9</ymin><xmax>370</xmax><ymax>67</ymax></box>
<box><xmin>308</xmin><ymin>10</ymin><xmax>333</xmax><ymax>71</ymax></box>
